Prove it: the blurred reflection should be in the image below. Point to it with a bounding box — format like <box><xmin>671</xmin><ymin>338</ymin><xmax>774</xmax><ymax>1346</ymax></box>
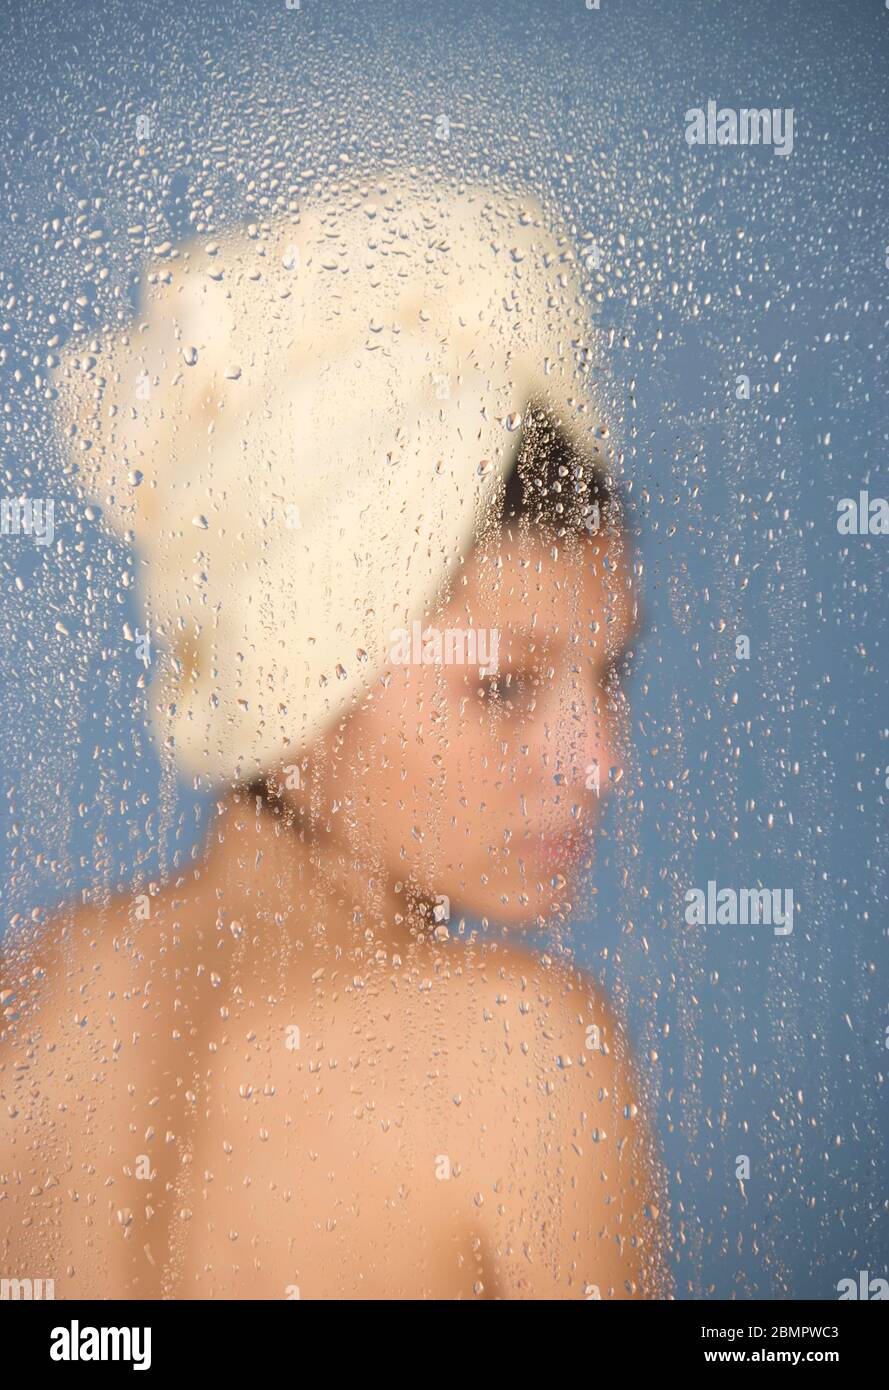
<box><xmin>1</xmin><ymin>174</ymin><xmax>664</xmax><ymax>1299</ymax></box>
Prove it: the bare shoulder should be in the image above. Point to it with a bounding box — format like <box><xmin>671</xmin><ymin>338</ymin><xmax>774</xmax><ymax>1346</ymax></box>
<box><xmin>0</xmin><ymin>894</ymin><xmax>147</xmax><ymax>1167</ymax></box>
<box><xmin>0</xmin><ymin>896</ymin><xmax>177</xmax><ymax>1296</ymax></box>
<box><xmin>437</xmin><ymin>935</ymin><xmax>668</xmax><ymax>1299</ymax></box>
<box><xmin>0</xmin><ymin>894</ymin><xmax>155</xmax><ymax>1050</ymax></box>
<box><xmin>439</xmin><ymin>934</ymin><xmax>631</xmax><ymax>1075</ymax></box>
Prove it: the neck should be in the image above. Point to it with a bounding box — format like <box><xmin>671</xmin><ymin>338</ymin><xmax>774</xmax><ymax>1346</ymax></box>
<box><xmin>187</xmin><ymin>792</ymin><xmax>434</xmax><ymax>954</ymax></box>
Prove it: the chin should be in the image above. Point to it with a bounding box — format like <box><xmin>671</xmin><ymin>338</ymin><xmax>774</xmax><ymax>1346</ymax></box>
<box><xmin>423</xmin><ymin>834</ymin><xmax>591</xmax><ymax>929</ymax></box>
<box><xmin>449</xmin><ymin>868</ymin><xmax>575</xmax><ymax>930</ymax></box>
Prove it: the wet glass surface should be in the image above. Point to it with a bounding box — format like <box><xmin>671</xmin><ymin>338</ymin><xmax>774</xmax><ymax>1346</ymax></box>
<box><xmin>0</xmin><ymin>0</ymin><xmax>886</xmax><ymax>1301</ymax></box>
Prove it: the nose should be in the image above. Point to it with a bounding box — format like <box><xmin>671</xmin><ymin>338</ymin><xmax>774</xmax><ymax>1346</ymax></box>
<box><xmin>546</xmin><ymin>674</ymin><xmax>616</xmax><ymax>804</ymax></box>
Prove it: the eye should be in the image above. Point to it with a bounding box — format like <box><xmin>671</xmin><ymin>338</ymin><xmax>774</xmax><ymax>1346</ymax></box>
<box><xmin>476</xmin><ymin>672</ymin><xmax>503</xmax><ymax>700</ymax></box>
<box><xmin>478</xmin><ymin>670</ymin><xmax>538</xmax><ymax>715</ymax></box>
<box><xmin>601</xmin><ymin>646</ymin><xmax>636</xmax><ymax>690</ymax></box>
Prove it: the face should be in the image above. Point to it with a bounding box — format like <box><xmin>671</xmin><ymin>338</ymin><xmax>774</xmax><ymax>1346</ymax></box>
<box><xmin>309</xmin><ymin>522</ymin><xmax>637</xmax><ymax>928</ymax></box>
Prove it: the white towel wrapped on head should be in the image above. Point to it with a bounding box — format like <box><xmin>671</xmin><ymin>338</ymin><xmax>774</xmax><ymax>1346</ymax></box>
<box><xmin>56</xmin><ymin>173</ymin><xmax>595</xmax><ymax>783</ymax></box>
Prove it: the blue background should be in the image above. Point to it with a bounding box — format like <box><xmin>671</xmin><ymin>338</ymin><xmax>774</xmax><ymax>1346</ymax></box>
<box><xmin>0</xmin><ymin>0</ymin><xmax>886</xmax><ymax>1298</ymax></box>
